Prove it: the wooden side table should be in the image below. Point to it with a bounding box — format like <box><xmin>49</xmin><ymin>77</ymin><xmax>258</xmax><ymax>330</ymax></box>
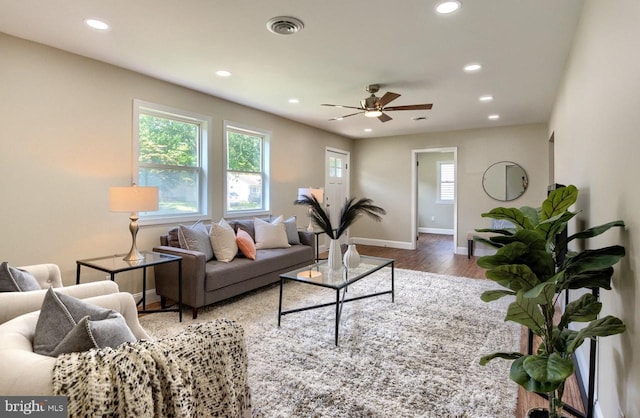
<box><xmin>76</xmin><ymin>251</ymin><xmax>183</xmax><ymax>321</ymax></box>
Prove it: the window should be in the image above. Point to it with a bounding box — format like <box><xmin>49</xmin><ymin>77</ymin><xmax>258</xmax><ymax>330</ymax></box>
<box><xmin>224</xmin><ymin>122</ymin><xmax>270</xmax><ymax>215</ymax></box>
<box><xmin>438</xmin><ymin>161</ymin><xmax>455</xmax><ymax>203</ymax></box>
<box><xmin>134</xmin><ymin>100</ymin><xmax>210</xmax><ymax>223</ymax></box>
<box><xmin>329</xmin><ymin>156</ymin><xmax>344</xmax><ymax>178</ymax></box>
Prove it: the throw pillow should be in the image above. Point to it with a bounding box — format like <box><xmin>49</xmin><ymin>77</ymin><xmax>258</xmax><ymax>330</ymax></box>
<box><xmin>236</xmin><ymin>228</ymin><xmax>257</xmax><ymax>260</ymax></box>
<box><xmin>0</xmin><ymin>261</ymin><xmax>41</xmax><ymax>292</ymax></box>
<box><xmin>178</xmin><ymin>221</ymin><xmax>214</xmax><ymax>261</ymax></box>
<box><xmin>283</xmin><ymin>216</ymin><xmax>301</xmax><ymax>245</ymax></box>
<box><xmin>270</xmin><ymin>215</ymin><xmax>301</xmax><ymax>245</ymax></box>
<box><xmin>254</xmin><ymin>217</ymin><xmax>290</xmax><ymax>249</ymax></box>
<box><xmin>209</xmin><ymin>218</ymin><xmax>238</xmax><ymax>263</ymax></box>
<box><xmin>34</xmin><ymin>288</ymin><xmax>136</xmax><ymax>357</ymax></box>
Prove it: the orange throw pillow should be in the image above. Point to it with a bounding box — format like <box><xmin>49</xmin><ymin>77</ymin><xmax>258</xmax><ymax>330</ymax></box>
<box><xmin>236</xmin><ymin>228</ymin><xmax>256</xmax><ymax>260</ymax></box>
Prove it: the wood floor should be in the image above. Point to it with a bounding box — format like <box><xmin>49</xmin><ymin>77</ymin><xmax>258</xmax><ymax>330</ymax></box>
<box><xmin>355</xmin><ymin>233</ymin><xmax>585</xmax><ymax>418</ymax></box>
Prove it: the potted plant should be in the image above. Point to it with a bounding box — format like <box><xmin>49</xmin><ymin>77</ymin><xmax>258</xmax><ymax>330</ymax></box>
<box><xmin>474</xmin><ymin>185</ymin><xmax>626</xmax><ymax>418</ymax></box>
<box><xmin>294</xmin><ymin>195</ymin><xmax>385</xmax><ymax>270</ymax></box>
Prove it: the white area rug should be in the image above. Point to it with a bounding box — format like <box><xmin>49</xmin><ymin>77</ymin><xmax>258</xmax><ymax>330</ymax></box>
<box><xmin>140</xmin><ymin>268</ymin><xmax>519</xmax><ymax>417</ymax></box>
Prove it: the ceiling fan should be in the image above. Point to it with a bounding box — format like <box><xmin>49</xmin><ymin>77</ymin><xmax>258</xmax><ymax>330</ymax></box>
<box><xmin>322</xmin><ymin>84</ymin><xmax>433</xmax><ymax>122</ymax></box>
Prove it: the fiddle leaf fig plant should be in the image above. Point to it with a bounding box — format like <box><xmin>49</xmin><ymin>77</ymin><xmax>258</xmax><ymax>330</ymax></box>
<box><xmin>475</xmin><ymin>185</ymin><xmax>626</xmax><ymax>418</ymax></box>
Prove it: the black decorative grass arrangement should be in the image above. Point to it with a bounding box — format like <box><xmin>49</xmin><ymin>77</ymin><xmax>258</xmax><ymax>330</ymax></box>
<box><xmin>294</xmin><ymin>195</ymin><xmax>386</xmax><ymax>239</ymax></box>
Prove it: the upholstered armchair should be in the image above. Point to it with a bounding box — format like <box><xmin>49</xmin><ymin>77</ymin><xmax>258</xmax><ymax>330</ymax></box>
<box><xmin>0</xmin><ymin>291</ymin><xmax>149</xmax><ymax>395</ymax></box>
<box><xmin>0</xmin><ymin>263</ymin><xmax>120</xmax><ymax>324</ymax></box>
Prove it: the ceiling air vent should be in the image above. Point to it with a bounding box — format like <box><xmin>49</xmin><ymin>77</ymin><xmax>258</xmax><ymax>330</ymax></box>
<box><xmin>266</xmin><ymin>16</ymin><xmax>304</xmax><ymax>35</ymax></box>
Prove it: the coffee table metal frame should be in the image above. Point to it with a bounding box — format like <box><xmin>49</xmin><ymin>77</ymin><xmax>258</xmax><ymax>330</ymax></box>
<box><xmin>278</xmin><ymin>255</ymin><xmax>394</xmax><ymax>345</ymax></box>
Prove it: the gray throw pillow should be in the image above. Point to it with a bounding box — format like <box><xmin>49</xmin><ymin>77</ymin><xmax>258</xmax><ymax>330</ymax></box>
<box><xmin>177</xmin><ymin>221</ymin><xmax>215</xmax><ymax>261</ymax></box>
<box><xmin>0</xmin><ymin>261</ymin><xmax>41</xmax><ymax>292</ymax></box>
<box><xmin>34</xmin><ymin>288</ymin><xmax>136</xmax><ymax>357</ymax></box>
<box><xmin>284</xmin><ymin>216</ymin><xmax>301</xmax><ymax>245</ymax></box>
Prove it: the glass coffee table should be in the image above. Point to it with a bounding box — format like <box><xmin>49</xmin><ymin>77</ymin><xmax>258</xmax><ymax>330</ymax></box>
<box><xmin>278</xmin><ymin>255</ymin><xmax>394</xmax><ymax>345</ymax></box>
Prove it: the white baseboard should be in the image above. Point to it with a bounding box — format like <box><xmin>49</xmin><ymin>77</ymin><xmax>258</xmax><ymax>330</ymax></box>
<box><xmin>351</xmin><ymin>237</ymin><xmax>414</xmax><ymax>250</ymax></box>
<box><xmin>418</xmin><ymin>227</ymin><xmax>454</xmax><ymax>235</ymax></box>
<box><xmin>133</xmin><ymin>288</ymin><xmax>160</xmax><ymax>305</ymax></box>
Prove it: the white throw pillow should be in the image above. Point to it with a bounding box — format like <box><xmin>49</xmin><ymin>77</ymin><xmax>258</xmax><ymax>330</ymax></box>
<box><xmin>254</xmin><ymin>217</ymin><xmax>290</xmax><ymax>249</ymax></box>
<box><xmin>209</xmin><ymin>218</ymin><xmax>238</xmax><ymax>263</ymax></box>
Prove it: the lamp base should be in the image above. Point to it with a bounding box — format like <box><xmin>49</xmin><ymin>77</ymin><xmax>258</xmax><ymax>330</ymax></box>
<box><xmin>297</xmin><ymin>270</ymin><xmax>322</xmax><ymax>279</ymax></box>
<box><xmin>122</xmin><ymin>214</ymin><xmax>145</xmax><ymax>262</ymax></box>
<box><xmin>123</xmin><ymin>247</ymin><xmax>145</xmax><ymax>262</ymax></box>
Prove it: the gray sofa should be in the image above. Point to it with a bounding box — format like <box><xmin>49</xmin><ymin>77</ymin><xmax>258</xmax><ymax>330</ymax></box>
<box><xmin>153</xmin><ymin>219</ymin><xmax>315</xmax><ymax>319</ymax></box>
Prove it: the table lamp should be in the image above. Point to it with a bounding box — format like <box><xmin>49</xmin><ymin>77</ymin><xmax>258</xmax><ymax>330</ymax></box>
<box><xmin>297</xmin><ymin>187</ymin><xmax>324</xmax><ymax>232</ymax></box>
<box><xmin>109</xmin><ymin>185</ymin><xmax>159</xmax><ymax>261</ymax></box>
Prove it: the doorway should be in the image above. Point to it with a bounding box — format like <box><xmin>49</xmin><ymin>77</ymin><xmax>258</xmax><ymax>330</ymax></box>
<box><xmin>325</xmin><ymin>147</ymin><xmax>350</xmax><ymax>244</ymax></box>
<box><xmin>411</xmin><ymin>147</ymin><xmax>457</xmax><ymax>251</ymax></box>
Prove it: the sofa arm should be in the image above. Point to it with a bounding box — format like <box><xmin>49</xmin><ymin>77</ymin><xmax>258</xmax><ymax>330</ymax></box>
<box><xmin>0</xmin><ymin>292</ymin><xmax>149</xmax><ymax>396</ymax></box>
<box><xmin>153</xmin><ymin>246</ymin><xmax>207</xmax><ymax>309</ymax></box>
<box><xmin>0</xmin><ymin>281</ymin><xmax>120</xmax><ymax>325</ymax></box>
<box><xmin>19</xmin><ymin>264</ymin><xmax>63</xmax><ymax>289</ymax></box>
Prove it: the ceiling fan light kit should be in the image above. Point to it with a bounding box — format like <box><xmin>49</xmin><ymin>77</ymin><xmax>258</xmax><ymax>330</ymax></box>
<box><xmin>322</xmin><ymin>84</ymin><xmax>433</xmax><ymax>123</ymax></box>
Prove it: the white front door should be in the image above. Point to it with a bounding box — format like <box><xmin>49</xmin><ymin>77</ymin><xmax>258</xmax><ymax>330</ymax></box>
<box><xmin>325</xmin><ymin>148</ymin><xmax>350</xmax><ymax>242</ymax></box>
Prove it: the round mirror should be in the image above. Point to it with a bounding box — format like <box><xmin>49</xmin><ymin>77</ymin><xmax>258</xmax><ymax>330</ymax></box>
<box><xmin>482</xmin><ymin>161</ymin><xmax>528</xmax><ymax>201</ymax></box>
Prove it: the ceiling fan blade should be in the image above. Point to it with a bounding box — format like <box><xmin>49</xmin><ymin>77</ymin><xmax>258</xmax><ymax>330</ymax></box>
<box><xmin>329</xmin><ymin>111</ymin><xmax>364</xmax><ymax>121</ymax></box>
<box><xmin>376</xmin><ymin>92</ymin><xmax>401</xmax><ymax>108</ymax></box>
<box><xmin>378</xmin><ymin>113</ymin><xmax>392</xmax><ymax>122</ymax></box>
<box><xmin>321</xmin><ymin>104</ymin><xmax>363</xmax><ymax>110</ymax></box>
<box><xmin>383</xmin><ymin>103</ymin><xmax>433</xmax><ymax>111</ymax></box>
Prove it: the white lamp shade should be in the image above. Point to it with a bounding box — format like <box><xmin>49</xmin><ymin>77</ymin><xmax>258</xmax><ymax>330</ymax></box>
<box><xmin>109</xmin><ymin>186</ymin><xmax>159</xmax><ymax>212</ymax></box>
<box><xmin>298</xmin><ymin>187</ymin><xmax>323</xmax><ymax>202</ymax></box>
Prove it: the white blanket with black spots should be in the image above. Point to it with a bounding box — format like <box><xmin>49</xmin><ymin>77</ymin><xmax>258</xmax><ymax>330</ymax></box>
<box><xmin>53</xmin><ymin>319</ymin><xmax>251</xmax><ymax>417</ymax></box>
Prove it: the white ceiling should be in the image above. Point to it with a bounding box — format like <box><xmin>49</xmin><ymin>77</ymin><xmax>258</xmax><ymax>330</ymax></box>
<box><xmin>0</xmin><ymin>0</ymin><xmax>584</xmax><ymax>139</ymax></box>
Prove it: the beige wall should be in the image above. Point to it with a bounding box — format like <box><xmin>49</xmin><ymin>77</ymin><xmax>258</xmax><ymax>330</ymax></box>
<box><xmin>549</xmin><ymin>0</ymin><xmax>640</xmax><ymax>416</ymax></box>
<box><xmin>350</xmin><ymin>124</ymin><xmax>549</xmax><ymax>250</ymax></box>
<box><xmin>0</xmin><ymin>33</ymin><xmax>350</xmax><ymax>291</ymax></box>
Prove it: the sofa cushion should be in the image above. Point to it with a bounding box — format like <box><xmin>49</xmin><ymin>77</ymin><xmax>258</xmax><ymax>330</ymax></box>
<box><xmin>205</xmin><ymin>245</ymin><xmax>313</xmax><ymax>291</ymax></box>
<box><xmin>209</xmin><ymin>218</ymin><xmax>238</xmax><ymax>263</ymax></box>
<box><xmin>34</xmin><ymin>288</ymin><xmax>136</xmax><ymax>357</ymax></box>
<box><xmin>0</xmin><ymin>262</ymin><xmax>41</xmax><ymax>292</ymax></box>
<box><xmin>178</xmin><ymin>221</ymin><xmax>214</xmax><ymax>261</ymax></box>
<box><xmin>254</xmin><ymin>218</ymin><xmax>290</xmax><ymax>249</ymax></box>
<box><xmin>236</xmin><ymin>228</ymin><xmax>256</xmax><ymax>260</ymax></box>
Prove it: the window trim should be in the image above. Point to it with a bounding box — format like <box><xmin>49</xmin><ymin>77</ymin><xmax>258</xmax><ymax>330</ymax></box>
<box><xmin>223</xmin><ymin>120</ymin><xmax>271</xmax><ymax>218</ymax></box>
<box><xmin>436</xmin><ymin>160</ymin><xmax>455</xmax><ymax>204</ymax></box>
<box><xmin>133</xmin><ymin>99</ymin><xmax>211</xmax><ymax>225</ymax></box>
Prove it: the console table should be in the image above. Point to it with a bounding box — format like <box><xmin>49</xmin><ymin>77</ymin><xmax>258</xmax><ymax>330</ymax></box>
<box><xmin>76</xmin><ymin>251</ymin><xmax>183</xmax><ymax>321</ymax></box>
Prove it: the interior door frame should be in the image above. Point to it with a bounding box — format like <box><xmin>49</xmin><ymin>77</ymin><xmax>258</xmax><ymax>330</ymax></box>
<box><xmin>325</xmin><ymin>147</ymin><xmax>351</xmax><ymax>241</ymax></box>
<box><xmin>411</xmin><ymin>147</ymin><xmax>458</xmax><ymax>251</ymax></box>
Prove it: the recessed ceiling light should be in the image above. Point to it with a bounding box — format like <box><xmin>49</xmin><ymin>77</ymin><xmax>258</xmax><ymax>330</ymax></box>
<box><xmin>488</xmin><ymin>114</ymin><xmax>500</xmax><ymax>120</ymax></box>
<box><xmin>412</xmin><ymin>116</ymin><xmax>428</xmax><ymax>121</ymax></box>
<box><xmin>364</xmin><ymin>128</ymin><xmax>373</xmax><ymax>133</ymax></box>
<box><xmin>288</xmin><ymin>98</ymin><xmax>300</xmax><ymax>104</ymax></box>
<box><xmin>464</xmin><ymin>63</ymin><xmax>482</xmax><ymax>73</ymax></box>
<box><xmin>84</xmin><ymin>18</ymin><xmax>110</xmax><ymax>31</ymax></box>
<box><xmin>215</xmin><ymin>70</ymin><xmax>232</xmax><ymax>77</ymax></box>
<box><xmin>435</xmin><ymin>1</ymin><xmax>462</xmax><ymax>15</ymax></box>
<box><xmin>479</xmin><ymin>95</ymin><xmax>494</xmax><ymax>102</ymax></box>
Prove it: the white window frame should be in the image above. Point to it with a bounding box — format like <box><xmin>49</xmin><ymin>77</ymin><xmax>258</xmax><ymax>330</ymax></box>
<box><xmin>133</xmin><ymin>99</ymin><xmax>210</xmax><ymax>225</ymax></box>
<box><xmin>437</xmin><ymin>160</ymin><xmax>455</xmax><ymax>204</ymax></box>
<box><xmin>223</xmin><ymin>121</ymin><xmax>271</xmax><ymax>218</ymax></box>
